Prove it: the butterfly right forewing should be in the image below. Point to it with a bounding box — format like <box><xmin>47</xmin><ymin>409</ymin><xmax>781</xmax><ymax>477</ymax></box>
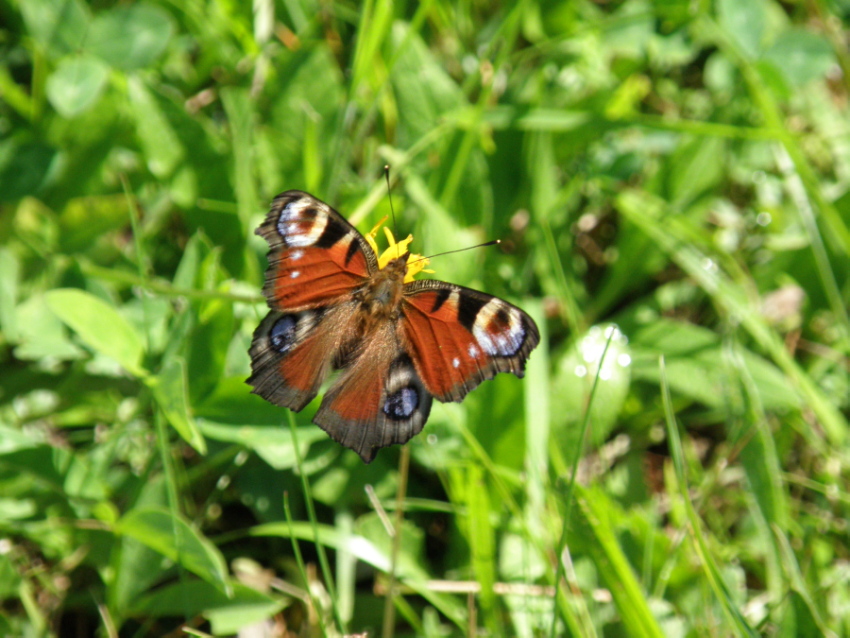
<box><xmin>401</xmin><ymin>280</ymin><xmax>539</xmax><ymax>402</ymax></box>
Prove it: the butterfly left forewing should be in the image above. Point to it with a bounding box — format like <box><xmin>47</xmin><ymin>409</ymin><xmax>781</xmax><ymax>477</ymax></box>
<box><xmin>401</xmin><ymin>280</ymin><xmax>540</xmax><ymax>402</ymax></box>
<box><xmin>313</xmin><ymin>323</ymin><xmax>432</xmax><ymax>463</ymax></box>
<box><xmin>257</xmin><ymin>190</ymin><xmax>378</xmax><ymax>311</ymax></box>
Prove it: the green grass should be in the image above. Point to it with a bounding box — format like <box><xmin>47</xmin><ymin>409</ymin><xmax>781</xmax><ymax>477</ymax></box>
<box><xmin>2</xmin><ymin>0</ymin><xmax>849</xmax><ymax>635</ymax></box>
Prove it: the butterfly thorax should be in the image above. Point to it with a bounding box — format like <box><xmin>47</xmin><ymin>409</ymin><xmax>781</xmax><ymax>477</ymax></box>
<box><xmin>333</xmin><ymin>255</ymin><xmax>407</xmax><ymax>367</ymax></box>
<box><xmin>356</xmin><ymin>255</ymin><xmax>408</xmax><ymax>322</ymax></box>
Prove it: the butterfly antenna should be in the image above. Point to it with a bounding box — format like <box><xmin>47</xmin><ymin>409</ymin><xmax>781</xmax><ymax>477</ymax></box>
<box><xmin>383</xmin><ymin>165</ymin><xmax>399</xmax><ymax>241</ymax></box>
<box><xmin>408</xmin><ymin>239</ymin><xmax>501</xmax><ymax>266</ymax></box>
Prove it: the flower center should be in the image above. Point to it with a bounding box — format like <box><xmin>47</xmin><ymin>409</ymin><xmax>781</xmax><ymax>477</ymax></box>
<box><xmin>365</xmin><ymin>217</ymin><xmax>434</xmax><ymax>283</ymax></box>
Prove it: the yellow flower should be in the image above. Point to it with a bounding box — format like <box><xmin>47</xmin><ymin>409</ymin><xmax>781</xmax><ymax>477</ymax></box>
<box><xmin>365</xmin><ymin>216</ymin><xmax>434</xmax><ymax>283</ymax></box>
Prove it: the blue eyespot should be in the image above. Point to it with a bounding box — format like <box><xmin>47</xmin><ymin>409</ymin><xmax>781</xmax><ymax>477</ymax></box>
<box><xmin>383</xmin><ymin>386</ymin><xmax>419</xmax><ymax>420</ymax></box>
<box><xmin>270</xmin><ymin>315</ymin><xmax>298</xmax><ymax>353</ymax></box>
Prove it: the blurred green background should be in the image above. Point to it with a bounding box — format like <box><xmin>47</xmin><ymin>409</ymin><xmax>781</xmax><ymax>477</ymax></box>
<box><xmin>2</xmin><ymin>0</ymin><xmax>850</xmax><ymax>635</ymax></box>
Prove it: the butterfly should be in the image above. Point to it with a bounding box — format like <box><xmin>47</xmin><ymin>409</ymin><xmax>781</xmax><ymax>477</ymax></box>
<box><xmin>248</xmin><ymin>190</ymin><xmax>540</xmax><ymax>463</ymax></box>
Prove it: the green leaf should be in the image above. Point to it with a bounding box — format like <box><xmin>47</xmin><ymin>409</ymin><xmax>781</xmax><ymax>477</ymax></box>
<box><xmin>19</xmin><ymin>0</ymin><xmax>91</xmax><ymax>59</ymax></box>
<box><xmin>631</xmin><ymin>319</ymin><xmax>801</xmax><ymax>412</ymax></box>
<box><xmin>762</xmin><ymin>29</ymin><xmax>836</xmax><ymax>88</ymax></box>
<box><xmin>0</xmin><ymin>425</ymin><xmax>41</xmax><ymax>454</ymax></box>
<box><xmin>148</xmin><ymin>357</ymin><xmax>207</xmax><ymax>454</ymax></box>
<box><xmin>0</xmin><ymin>553</ymin><xmax>21</xmax><ymax>599</ymax></box>
<box><xmin>187</xmin><ymin>296</ymin><xmax>234</xmax><ymax>402</ymax></box>
<box><xmin>221</xmin><ymin>87</ymin><xmax>259</xmax><ymax>230</ymax></box>
<box><xmin>115</xmin><ymin>507</ymin><xmax>230</xmax><ymax>594</ymax></box>
<box><xmin>88</xmin><ymin>3</ymin><xmax>174</xmax><ymax>70</ymax></box>
<box><xmin>0</xmin><ymin>141</ymin><xmax>57</xmax><ymax>202</ymax></box>
<box><xmin>665</xmin><ymin>136</ymin><xmax>726</xmax><ymax>206</ymax></box>
<box><xmin>13</xmin><ymin>293</ymin><xmax>84</xmax><ymax>361</ymax></box>
<box><xmin>618</xmin><ymin>189</ymin><xmax>847</xmax><ymax>444</ymax></box>
<box><xmin>252</xmin><ymin>520</ymin><xmax>466</xmax><ymax>628</ymax></box>
<box><xmin>570</xmin><ymin>485</ymin><xmax>666</xmax><ymax>638</ymax></box>
<box><xmin>660</xmin><ymin>360</ymin><xmax>760</xmax><ymax>637</ymax></box>
<box><xmin>266</xmin><ymin>46</ymin><xmax>345</xmax><ymax>186</ymax></box>
<box><xmin>0</xmin><ymin>248</ymin><xmax>20</xmax><ymax>343</ymax></box>
<box><xmin>45</xmin><ymin>55</ymin><xmax>109</xmax><ymax>118</ymax></box>
<box><xmin>127</xmin><ymin>76</ymin><xmax>184</xmax><ymax>177</ymax></box>
<box><xmin>602</xmin><ymin>0</ymin><xmax>655</xmax><ymax>57</ymax></box>
<box><xmin>131</xmin><ymin>580</ymin><xmax>285</xmax><ymax>633</ymax></box>
<box><xmin>45</xmin><ymin>288</ymin><xmax>145</xmax><ymax>376</ymax></box>
<box><xmin>390</xmin><ymin>22</ymin><xmax>464</xmax><ymax>148</ymax></box>
<box><xmin>466</xmin><ymin>464</ymin><xmax>498</xmax><ymax>633</ymax></box>
<box><xmin>198</xmin><ymin>420</ymin><xmax>326</xmax><ymax>470</ymax></box>
<box><xmin>552</xmin><ymin>325</ymin><xmax>632</xmax><ymax>446</ymax></box>
<box><xmin>108</xmin><ymin>535</ymin><xmax>168</xmax><ymax>619</ymax></box>
<box><xmin>717</xmin><ymin>0</ymin><xmax>766</xmax><ymax>59</ymax></box>
<box><xmin>0</xmin><ymin>447</ymin><xmax>69</xmax><ymax>491</ymax></box>
<box><xmin>58</xmin><ymin>194</ymin><xmax>130</xmax><ymax>251</ymax></box>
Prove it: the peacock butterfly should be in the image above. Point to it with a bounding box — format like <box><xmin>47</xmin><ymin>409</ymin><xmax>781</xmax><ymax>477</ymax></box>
<box><xmin>248</xmin><ymin>190</ymin><xmax>540</xmax><ymax>462</ymax></box>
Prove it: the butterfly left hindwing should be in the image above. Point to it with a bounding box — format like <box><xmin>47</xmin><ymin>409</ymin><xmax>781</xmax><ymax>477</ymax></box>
<box><xmin>249</xmin><ymin>190</ymin><xmax>540</xmax><ymax>463</ymax></box>
<box><xmin>249</xmin><ymin>305</ymin><xmax>345</xmax><ymax>411</ymax></box>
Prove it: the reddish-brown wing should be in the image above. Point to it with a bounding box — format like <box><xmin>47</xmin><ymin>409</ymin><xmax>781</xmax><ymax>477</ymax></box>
<box><xmin>400</xmin><ymin>280</ymin><xmax>540</xmax><ymax>402</ymax></box>
<box><xmin>313</xmin><ymin>323</ymin><xmax>432</xmax><ymax>463</ymax></box>
<box><xmin>248</xmin><ymin>302</ymin><xmax>361</xmax><ymax>411</ymax></box>
<box><xmin>250</xmin><ymin>190</ymin><xmax>377</xmax><ymax>411</ymax></box>
<box><xmin>256</xmin><ymin>190</ymin><xmax>378</xmax><ymax>311</ymax></box>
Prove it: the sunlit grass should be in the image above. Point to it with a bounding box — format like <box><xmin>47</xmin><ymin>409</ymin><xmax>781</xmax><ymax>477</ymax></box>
<box><xmin>0</xmin><ymin>0</ymin><xmax>848</xmax><ymax>636</ymax></box>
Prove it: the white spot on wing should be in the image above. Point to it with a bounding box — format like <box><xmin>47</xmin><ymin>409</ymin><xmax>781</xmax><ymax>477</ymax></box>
<box><xmin>277</xmin><ymin>198</ymin><xmax>328</xmax><ymax>247</ymax></box>
<box><xmin>290</xmin><ymin>249</ymin><xmax>304</xmax><ymax>260</ymax></box>
<box><xmin>290</xmin><ymin>271</ymin><xmax>300</xmax><ymax>279</ymax></box>
<box><xmin>468</xmin><ymin>345</ymin><xmax>479</xmax><ymax>358</ymax></box>
<box><xmin>452</xmin><ymin>357</ymin><xmax>460</xmax><ymax>368</ymax></box>
<box><xmin>472</xmin><ymin>299</ymin><xmax>525</xmax><ymax>356</ymax></box>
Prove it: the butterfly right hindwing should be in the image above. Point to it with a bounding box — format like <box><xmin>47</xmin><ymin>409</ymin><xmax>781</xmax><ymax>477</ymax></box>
<box><xmin>313</xmin><ymin>323</ymin><xmax>433</xmax><ymax>463</ymax></box>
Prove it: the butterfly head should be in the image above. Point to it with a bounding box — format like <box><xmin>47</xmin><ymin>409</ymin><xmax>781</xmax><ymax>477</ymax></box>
<box><xmin>365</xmin><ymin>217</ymin><xmax>434</xmax><ymax>283</ymax></box>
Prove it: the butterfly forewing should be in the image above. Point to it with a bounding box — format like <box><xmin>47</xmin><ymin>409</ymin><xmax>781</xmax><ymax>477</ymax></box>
<box><xmin>257</xmin><ymin>190</ymin><xmax>377</xmax><ymax>311</ymax></box>
<box><xmin>401</xmin><ymin>280</ymin><xmax>540</xmax><ymax>402</ymax></box>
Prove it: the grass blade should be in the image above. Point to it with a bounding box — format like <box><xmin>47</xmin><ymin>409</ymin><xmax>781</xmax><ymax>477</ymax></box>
<box><xmin>660</xmin><ymin>357</ymin><xmax>758</xmax><ymax>637</ymax></box>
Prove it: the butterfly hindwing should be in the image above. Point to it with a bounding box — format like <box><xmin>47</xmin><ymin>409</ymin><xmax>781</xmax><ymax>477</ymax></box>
<box><xmin>257</xmin><ymin>190</ymin><xmax>378</xmax><ymax>311</ymax></box>
<box><xmin>248</xmin><ymin>302</ymin><xmax>361</xmax><ymax>411</ymax></box>
<box><xmin>401</xmin><ymin>280</ymin><xmax>540</xmax><ymax>402</ymax></box>
<box><xmin>247</xmin><ymin>309</ymin><xmax>332</xmax><ymax>411</ymax></box>
<box><xmin>313</xmin><ymin>324</ymin><xmax>433</xmax><ymax>463</ymax></box>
